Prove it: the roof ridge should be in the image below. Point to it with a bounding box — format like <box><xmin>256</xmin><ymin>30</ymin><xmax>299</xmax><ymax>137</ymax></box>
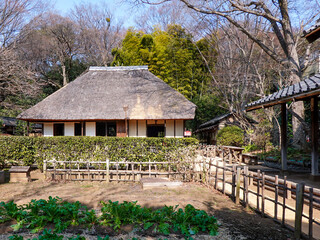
<box><xmin>89</xmin><ymin>66</ymin><xmax>148</xmax><ymax>71</ymax></box>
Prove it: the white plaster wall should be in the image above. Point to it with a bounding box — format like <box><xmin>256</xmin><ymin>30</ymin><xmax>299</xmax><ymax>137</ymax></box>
<box><xmin>43</xmin><ymin>123</ymin><xmax>53</xmax><ymax>137</ymax></box>
<box><xmin>137</xmin><ymin>120</ymin><xmax>146</xmax><ymax>137</ymax></box>
<box><xmin>175</xmin><ymin>120</ymin><xmax>184</xmax><ymax>138</ymax></box>
<box><xmin>86</xmin><ymin>122</ymin><xmax>96</xmax><ymax>136</ymax></box>
<box><xmin>129</xmin><ymin>120</ymin><xmax>137</xmax><ymax>137</ymax></box>
<box><xmin>165</xmin><ymin>120</ymin><xmax>174</xmax><ymax>138</ymax></box>
<box><xmin>64</xmin><ymin>122</ymin><xmax>74</xmax><ymax>136</ymax></box>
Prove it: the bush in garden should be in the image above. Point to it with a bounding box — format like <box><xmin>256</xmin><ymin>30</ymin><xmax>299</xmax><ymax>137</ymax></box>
<box><xmin>0</xmin><ymin>136</ymin><xmax>36</xmax><ymax>168</ymax></box>
<box><xmin>216</xmin><ymin>125</ymin><xmax>244</xmax><ymax>147</ymax></box>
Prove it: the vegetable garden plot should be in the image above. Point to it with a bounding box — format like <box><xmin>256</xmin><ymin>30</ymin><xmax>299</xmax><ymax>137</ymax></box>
<box><xmin>0</xmin><ymin>197</ymin><xmax>219</xmax><ymax>239</ymax></box>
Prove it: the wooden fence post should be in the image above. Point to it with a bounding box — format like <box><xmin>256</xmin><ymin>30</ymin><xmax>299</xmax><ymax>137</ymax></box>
<box><xmin>257</xmin><ymin>170</ymin><xmax>260</xmax><ymax>212</ymax></box>
<box><xmin>209</xmin><ymin>158</ymin><xmax>212</xmax><ymax>184</ymax></box>
<box><xmin>116</xmin><ymin>160</ymin><xmax>119</xmax><ymax>182</ymax></box>
<box><xmin>274</xmin><ymin>175</ymin><xmax>279</xmax><ymax>220</ymax></box>
<box><xmin>192</xmin><ymin>157</ymin><xmax>195</xmax><ymax>182</ymax></box>
<box><xmin>139</xmin><ymin>164</ymin><xmax>142</xmax><ymax>180</ymax></box>
<box><xmin>236</xmin><ymin>167</ymin><xmax>241</xmax><ymax>204</ymax></box>
<box><xmin>262</xmin><ymin>172</ymin><xmax>265</xmax><ymax>217</ymax></box>
<box><xmin>131</xmin><ymin>163</ymin><xmax>135</xmax><ymax>182</ymax></box>
<box><xmin>294</xmin><ymin>182</ymin><xmax>305</xmax><ymax>239</ymax></box>
<box><xmin>87</xmin><ymin>161</ymin><xmax>90</xmax><ymax>180</ymax></box>
<box><xmin>309</xmin><ymin>188</ymin><xmax>313</xmax><ymax>239</ymax></box>
<box><xmin>222</xmin><ymin>148</ymin><xmax>225</xmax><ymax>162</ymax></box>
<box><xmin>53</xmin><ymin>160</ymin><xmax>56</xmax><ymax>180</ymax></box>
<box><xmin>43</xmin><ymin>160</ymin><xmax>47</xmax><ymax>179</ymax></box>
<box><xmin>106</xmin><ymin>159</ymin><xmax>110</xmax><ymax>182</ymax></box>
<box><xmin>68</xmin><ymin>161</ymin><xmax>71</xmax><ymax>181</ymax></box>
<box><xmin>78</xmin><ymin>161</ymin><xmax>80</xmax><ymax>180</ymax></box>
<box><xmin>282</xmin><ymin>176</ymin><xmax>287</xmax><ymax>227</ymax></box>
<box><xmin>214</xmin><ymin>159</ymin><xmax>218</xmax><ymax>189</ymax></box>
<box><xmin>204</xmin><ymin>157</ymin><xmax>208</xmax><ymax>184</ymax></box>
<box><xmin>287</xmin><ymin>182</ymin><xmax>292</xmax><ymax>199</ymax></box>
<box><xmin>222</xmin><ymin>161</ymin><xmax>226</xmax><ymax>194</ymax></box>
<box><xmin>63</xmin><ymin>162</ymin><xmax>66</xmax><ymax>180</ymax></box>
<box><xmin>232</xmin><ymin>165</ymin><xmax>236</xmax><ymax>202</ymax></box>
<box><xmin>244</xmin><ymin>166</ymin><xmax>249</xmax><ymax>209</ymax></box>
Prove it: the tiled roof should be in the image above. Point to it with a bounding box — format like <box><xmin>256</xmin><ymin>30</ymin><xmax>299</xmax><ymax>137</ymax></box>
<box><xmin>246</xmin><ymin>74</ymin><xmax>320</xmax><ymax>111</ymax></box>
<box><xmin>0</xmin><ymin>116</ymin><xmax>17</xmax><ymax>127</ymax></box>
<box><xmin>302</xmin><ymin>19</ymin><xmax>320</xmax><ymax>43</ymax></box>
<box><xmin>198</xmin><ymin>113</ymin><xmax>231</xmax><ymax>129</ymax></box>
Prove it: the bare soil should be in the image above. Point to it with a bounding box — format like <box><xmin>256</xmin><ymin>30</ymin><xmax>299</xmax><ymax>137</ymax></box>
<box><xmin>0</xmin><ymin>170</ymin><xmax>295</xmax><ymax>239</ymax></box>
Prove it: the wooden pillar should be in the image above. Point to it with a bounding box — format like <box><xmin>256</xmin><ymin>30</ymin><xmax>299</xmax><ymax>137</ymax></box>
<box><xmin>311</xmin><ymin>96</ymin><xmax>319</xmax><ymax>176</ymax></box>
<box><xmin>136</xmin><ymin>120</ymin><xmax>138</xmax><ymax>136</ymax></box>
<box><xmin>81</xmin><ymin>122</ymin><xmax>84</xmax><ymax>136</ymax></box>
<box><xmin>123</xmin><ymin>105</ymin><xmax>128</xmax><ymax>137</ymax></box>
<box><xmin>26</xmin><ymin>121</ymin><xmax>30</xmax><ymax>136</ymax></box>
<box><xmin>281</xmin><ymin>103</ymin><xmax>288</xmax><ymax>171</ymax></box>
<box><xmin>125</xmin><ymin>119</ymin><xmax>128</xmax><ymax>137</ymax></box>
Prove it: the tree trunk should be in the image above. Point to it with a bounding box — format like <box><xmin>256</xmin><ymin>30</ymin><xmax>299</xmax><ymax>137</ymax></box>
<box><xmin>280</xmin><ymin>0</ymin><xmax>305</xmax><ymax>148</ymax></box>
<box><xmin>62</xmin><ymin>64</ymin><xmax>68</xmax><ymax>86</ymax></box>
<box><xmin>292</xmin><ymin>102</ymin><xmax>306</xmax><ymax>148</ymax></box>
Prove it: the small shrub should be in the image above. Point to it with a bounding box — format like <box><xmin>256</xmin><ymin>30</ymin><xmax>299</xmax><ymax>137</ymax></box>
<box><xmin>216</xmin><ymin>126</ymin><xmax>244</xmax><ymax>147</ymax></box>
<box><xmin>243</xmin><ymin>144</ymin><xmax>259</xmax><ymax>153</ymax></box>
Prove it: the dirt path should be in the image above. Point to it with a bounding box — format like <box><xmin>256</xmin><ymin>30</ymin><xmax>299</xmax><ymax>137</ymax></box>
<box><xmin>0</xmin><ymin>170</ymin><xmax>296</xmax><ymax>239</ymax></box>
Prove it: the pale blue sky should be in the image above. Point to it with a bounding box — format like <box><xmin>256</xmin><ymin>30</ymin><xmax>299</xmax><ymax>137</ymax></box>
<box><xmin>53</xmin><ymin>0</ymin><xmax>138</xmax><ymax>28</ymax></box>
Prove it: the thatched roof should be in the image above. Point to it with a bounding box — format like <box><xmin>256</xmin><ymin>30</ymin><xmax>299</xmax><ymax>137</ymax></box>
<box><xmin>18</xmin><ymin>66</ymin><xmax>196</xmax><ymax>121</ymax></box>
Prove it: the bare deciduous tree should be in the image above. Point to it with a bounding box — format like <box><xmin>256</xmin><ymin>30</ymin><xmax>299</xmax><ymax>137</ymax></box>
<box><xmin>71</xmin><ymin>2</ymin><xmax>124</xmax><ymax>66</ymax></box>
<box><xmin>135</xmin><ymin>0</ymin><xmax>191</xmax><ymax>32</ymax></box>
<box><xmin>0</xmin><ymin>0</ymin><xmax>48</xmax><ymax>114</ymax></box>
<box><xmin>0</xmin><ymin>0</ymin><xmax>47</xmax><ymax>47</ymax></box>
<box><xmin>18</xmin><ymin>12</ymin><xmax>80</xmax><ymax>86</ymax></box>
<box><xmin>0</xmin><ymin>47</ymin><xmax>40</xmax><ymax>109</ymax></box>
<box><xmin>130</xmin><ymin>0</ymin><xmax>320</xmax><ymax>146</ymax></box>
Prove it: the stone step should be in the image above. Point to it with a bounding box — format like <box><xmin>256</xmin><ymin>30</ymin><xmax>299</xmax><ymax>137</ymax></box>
<box><xmin>140</xmin><ymin>177</ymin><xmax>183</xmax><ymax>189</ymax></box>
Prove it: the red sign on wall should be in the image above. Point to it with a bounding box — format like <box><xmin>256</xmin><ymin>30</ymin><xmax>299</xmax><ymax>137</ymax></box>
<box><xmin>184</xmin><ymin>131</ymin><xmax>192</xmax><ymax>137</ymax></box>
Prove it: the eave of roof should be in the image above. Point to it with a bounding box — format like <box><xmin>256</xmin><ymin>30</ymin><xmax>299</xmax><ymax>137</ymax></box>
<box><xmin>246</xmin><ymin>74</ymin><xmax>320</xmax><ymax>112</ymax></box>
<box><xmin>198</xmin><ymin>113</ymin><xmax>231</xmax><ymax>129</ymax></box>
<box><xmin>0</xmin><ymin>117</ymin><xmax>17</xmax><ymax>127</ymax></box>
<box><xmin>302</xmin><ymin>19</ymin><xmax>320</xmax><ymax>43</ymax></box>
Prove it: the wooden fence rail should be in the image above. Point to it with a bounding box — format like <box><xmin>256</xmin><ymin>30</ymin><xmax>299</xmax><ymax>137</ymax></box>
<box><xmin>43</xmin><ymin>157</ymin><xmax>320</xmax><ymax>239</ymax></box>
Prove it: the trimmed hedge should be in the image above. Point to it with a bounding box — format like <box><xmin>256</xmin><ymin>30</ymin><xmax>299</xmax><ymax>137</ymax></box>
<box><xmin>0</xmin><ymin>136</ymin><xmax>198</xmax><ymax>169</ymax></box>
<box><xmin>216</xmin><ymin>126</ymin><xmax>244</xmax><ymax>147</ymax></box>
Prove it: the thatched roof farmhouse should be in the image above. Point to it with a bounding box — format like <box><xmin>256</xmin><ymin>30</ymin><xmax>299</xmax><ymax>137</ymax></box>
<box><xmin>18</xmin><ymin>66</ymin><xmax>196</xmax><ymax>137</ymax></box>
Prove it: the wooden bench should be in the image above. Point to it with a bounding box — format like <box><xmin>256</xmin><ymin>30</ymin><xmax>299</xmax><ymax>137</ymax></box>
<box><xmin>9</xmin><ymin>166</ymin><xmax>31</xmax><ymax>183</ymax></box>
<box><xmin>242</xmin><ymin>153</ymin><xmax>258</xmax><ymax>165</ymax></box>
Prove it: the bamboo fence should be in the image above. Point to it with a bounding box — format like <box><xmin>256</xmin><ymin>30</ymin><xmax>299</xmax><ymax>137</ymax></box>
<box><xmin>43</xmin><ymin>145</ymin><xmax>320</xmax><ymax>239</ymax></box>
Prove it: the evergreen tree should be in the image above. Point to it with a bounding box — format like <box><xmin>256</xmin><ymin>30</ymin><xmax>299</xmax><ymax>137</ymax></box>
<box><xmin>111</xmin><ymin>25</ymin><xmax>216</xmax><ymax>100</ymax></box>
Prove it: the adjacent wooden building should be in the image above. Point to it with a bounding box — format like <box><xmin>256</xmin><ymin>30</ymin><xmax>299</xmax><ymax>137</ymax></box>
<box><xmin>18</xmin><ymin>66</ymin><xmax>196</xmax><ymax>138</ymax></box>
<box><xmin>195</xmin><ymin>113</ymin><xmax>235</xmax><ymax>144</ymax></box>
<box><xmin>246</xmin><ymin>75</ymin><xmax>320</xmax><ymax>177</ymax></box>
